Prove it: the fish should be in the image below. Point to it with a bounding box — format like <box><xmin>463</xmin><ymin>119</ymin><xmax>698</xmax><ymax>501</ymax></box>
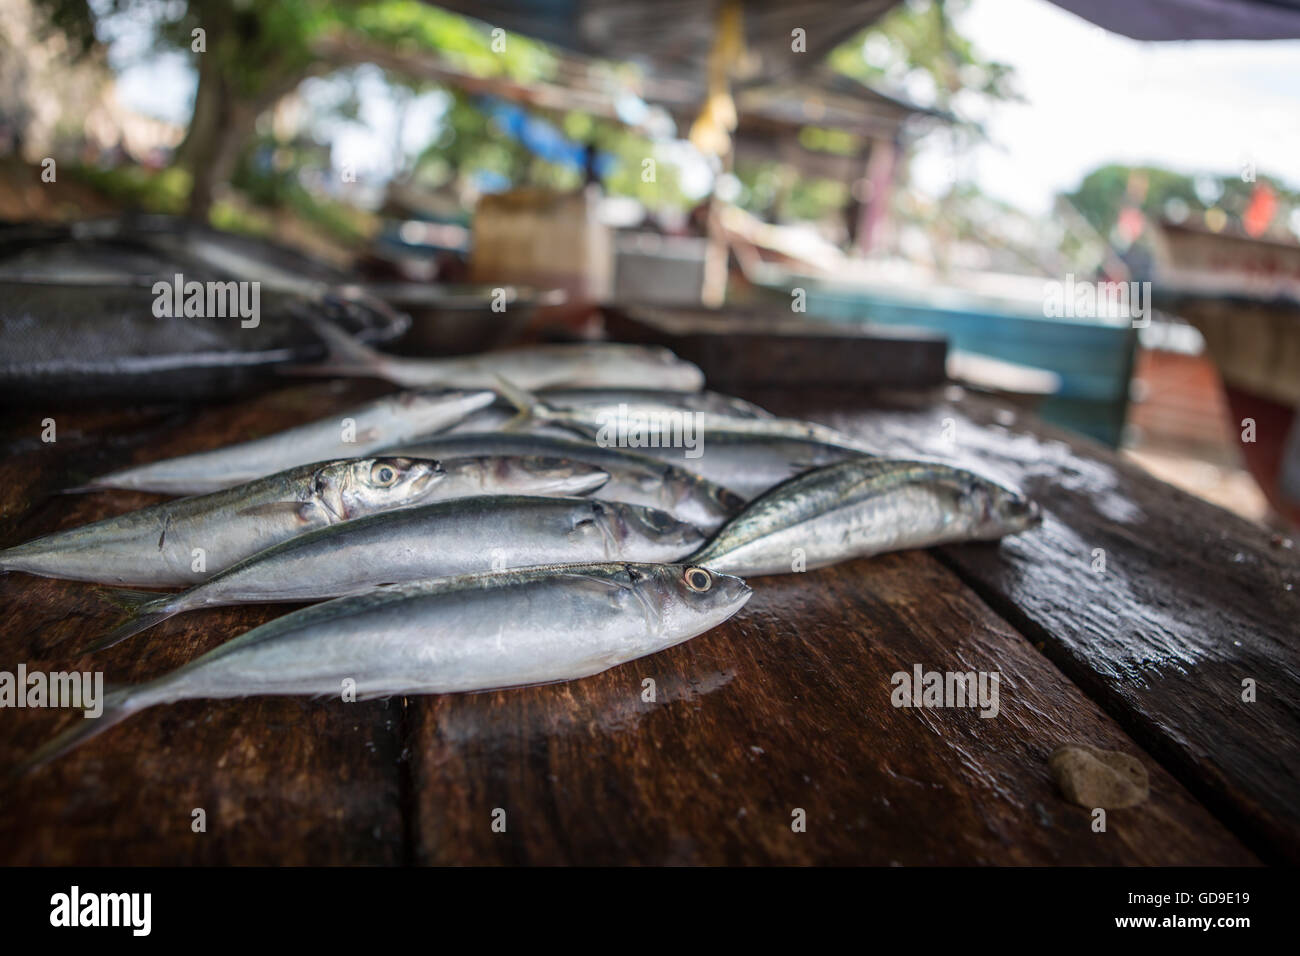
<box><xmin>75</xmin><ymin>389</ymin><xmax>496</xmax><ymax>495</ymax></box>
<box><xmin>17</xmin><ymin>563</ymin><xmax>752</xmax><ymax>773</ymax></box>
<box><xmin>686</xmin><ymin>458</ymin><xmax>1042</xmax><ymax>576</ymax></box>
<box><xmin>440</xmin><ymin>388</ymin><xmax>774</xmax><ymax>438</ymax></box>
<box><xmin>94</xmin><ymin>495</ymin><xmax>706</xmax><ymax>649</ymax></box>
<box><xmin>440</xmin><ymin>406</ymin><xmax>592</xmax><ymax>439</ymax></box>
<box><xmin>386</xmin><ymin>432</ymin><xmax>744</xmax><ymax>530</ymax></box>
<box><xmin>0</xmin><ymin>455</ymin><xmax>608</xmax><ymax>587</ymax></box>
<box><xmin>493</xmin><ymin>379</ymin><xmax>873</xmax><ymax>460</ymax></box>
<box><xmin>612</xmin><ymin>431</ymin><xmax>872</xmax><ymax>500</ymax></box>
<box><xmin>299</xmin><ymin>315</ymin><xmax>706</xmax><ymax>391</ymax></box>
<box><xmin>536</xmin><ymin>388</ymin><xmax>774</xmax><ymax>419</ymax></box>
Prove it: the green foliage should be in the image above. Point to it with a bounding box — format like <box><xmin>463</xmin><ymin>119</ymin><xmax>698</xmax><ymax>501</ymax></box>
<box><xmin>588</xmin><ymin>120</ymin><xmax>688</xmax><ymax>211</ymax></box>
<box><xmin>828</xmin><ymin>0</ymin><xmax>1019</xmax><ymax>111</ymax></box>
<box><xmin>1064</xmin><ymin>164</ymin><xmax>1300</xmax><ymax>238</ymax></box>
<box><xmin>65</xmin><ymin>161</ymin><xmax>190</xmax><ymax>214</ymax></box>
<box><xmin>797</xmin><ymin>127</ymin><xmax>862</xmax><ymax>157</ymax></box>
<box><xmin>342</xmin><ymin>1</ymin><xmax>557</xmax><ymax>82</ymax></box>
<box><xmin>733</xmin><ymin>159</ymin><xmax>847</xmax><ymax>223</ymax></box>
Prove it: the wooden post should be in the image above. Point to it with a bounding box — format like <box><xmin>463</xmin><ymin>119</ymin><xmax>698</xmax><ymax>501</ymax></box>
<box><xmin>856</xmin><ymin>136</ymin><xmax>896</xmax><ymax>256</ymax></box>
<box><xmin>701</xmin><ymin>148</ymin><xmax>734</xmax><ymax>309</ymax></box>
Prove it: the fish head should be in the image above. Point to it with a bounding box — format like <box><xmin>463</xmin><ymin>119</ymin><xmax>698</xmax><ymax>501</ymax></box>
<box><xmin>957</xmin><ymin>475</ymin><xmax>1042</xmax><ymax>538</ymax></box>
<box><xmin>640</xmin><ymin>346</ymin><xmax>706</xmax><ymax>391</ymax></box>
<box><xmin>579</xmin><ymin>500</ymin><xmax>706</xmax><ymax>560</ymax></box>
<box><xmin>634</xmin><ymin>563</ymin><xmax>752</xmax><ymax>647</ymax></box>
<box><xmin>441</xmin><ymin>455</ymin><xmax>609</xmax><ymax>497</ymax></box>
<box><xmin>324</xmin><ymin>457</ymin><xmax>446</xmax><ymax>519</ymax></box>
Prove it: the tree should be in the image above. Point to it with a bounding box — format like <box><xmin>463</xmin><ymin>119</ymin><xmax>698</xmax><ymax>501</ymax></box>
<box><xmin>36</xmin><ymin>0</ymin><xmax>557</xmax><ymax>218</ymax></box>
<box><xmin>1064</xmin><ymin>164</ymin><xmax>1300</xmax><ymax>244</ymax></box>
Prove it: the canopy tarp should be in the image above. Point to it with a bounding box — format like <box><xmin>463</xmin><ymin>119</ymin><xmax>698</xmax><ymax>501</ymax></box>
<box><xmin>427</xmin><ymin>1</ymin><xmax>898</xmax><ymax>88</ymax></box>
<box><xmin>1050</xmin><ymin>0</ymin><xmax>1300</xmax><ymax>40</ymax></box>
<box><xmin>426</xmin><ymin>0</ymin><xmax>1300</xmax><ymax>88</ymax></box>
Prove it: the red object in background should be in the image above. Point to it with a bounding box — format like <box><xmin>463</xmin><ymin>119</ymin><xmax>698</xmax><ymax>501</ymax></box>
<box><xmin>1117</xmin><ymin>205</ymin><xmax>1145</xmax><ymax>245</ymax></box>
<box><xmin>1243</xmin><ymin>182</ymin><xmax>1278</xmax><ymax>238</ymax></box>
<box><xmin>1223</xmin><ymin>385</ymin><xmax>1300</xmax><ymax>527</ymax></box>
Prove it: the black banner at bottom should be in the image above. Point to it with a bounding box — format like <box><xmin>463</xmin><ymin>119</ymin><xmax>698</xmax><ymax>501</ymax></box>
<box><xmin>0</xmin><ymin>865</ymin><xmax>1278</xmax><ymax>943</ymax></box>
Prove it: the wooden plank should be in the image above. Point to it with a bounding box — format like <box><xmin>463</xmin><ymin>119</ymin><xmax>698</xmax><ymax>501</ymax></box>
<box><xmin>406</xmin><ymin>552</ymin><xmax>1255</xmax><ymax>865</ymax></box>
<box><xmin>0</xmin><ymin>379</ymin><xmax>1268</xmax><ymax>865</ymax></box>
<box><xmin>0</xmin><ymin>383</ymin><xmax>404</xmax><ymax>865</ymax></box>
<box><xmin>744</xmin><ymin>384</ymin><xmax>1300</xmax><ymax>862</ymax></box>
<box><xmin>603</xmin><ymin>306</ymin><xmax>948</xmax><ymax>390</ymax></box>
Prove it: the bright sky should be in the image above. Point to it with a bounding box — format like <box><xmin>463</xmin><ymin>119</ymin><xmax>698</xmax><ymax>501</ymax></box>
<box><xmin>910</xmin><ymin>0</ymin><xmax>1300</xmax><ymax>211</ymax></box>
<box><xmin>110</xmin><ymin>0</ymin><xmax>1300</xmax><ymax>214</ymax></box>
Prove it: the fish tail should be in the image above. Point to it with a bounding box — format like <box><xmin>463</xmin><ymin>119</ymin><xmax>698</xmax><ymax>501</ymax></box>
<box><xmin>493</xmin><ymin>376</ymin><xmax>542</xmax><ymax>431</ymax></box>
<box><xmin>283</xmin><ymin>314</ymin><xmax>391</xmax><ymax>379</ymax></box>
<box><xmin>87</xmin><ymin>589</ymin><xmax>179</xmax><ymax>653</ymax></box>
<box><xmin>8</xmin><ymin>684</ymin><xmax>146</xmax><ymax>780</ymax></box>
<box><xmin>57</xmin><ymin>481</ymin><xmax>107</xmax><ymax>495</ymax></box>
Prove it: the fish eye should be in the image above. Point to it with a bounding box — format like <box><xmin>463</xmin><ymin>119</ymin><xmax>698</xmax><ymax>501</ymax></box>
<box><xmin>683</xmin><ymin>567</ymin><xmax>712</xmax><ymax>592</ymax></box>
<box><xmin>371</xmin><ymin>463</ymin><xmax>397</xmax><ymax>486</ymax></box>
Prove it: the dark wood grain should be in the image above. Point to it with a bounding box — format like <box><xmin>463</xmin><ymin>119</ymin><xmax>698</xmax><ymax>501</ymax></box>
<box><xmin>744</xmin><ymin>384</ymin><xmax>1300</xmax><ymax>863</ymax></box>
<box><xmin>405</xmin><ymin>553</ymin><xmax>1255</xmax><ymax>865</ymax></box>
<box><xmin>604</xmin><ymin>305</ymin><xmax>948</xmax><ymax>390</ymax></box>
<box><xmin>0</xmin><ymin>378</ymin><xmax>1283</xmax><ymax>865</ymax></box>
<box><xmin>0</xmin><ymin>382</ymin><xmax>403</xmax><ymax>865</ymax></box>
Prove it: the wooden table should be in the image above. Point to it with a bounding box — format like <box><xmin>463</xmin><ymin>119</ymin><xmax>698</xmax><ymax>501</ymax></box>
<box><xmin>1</xmin><ymin>380</ymin><xmax>1295</xmax><ymax>865</ymax></box>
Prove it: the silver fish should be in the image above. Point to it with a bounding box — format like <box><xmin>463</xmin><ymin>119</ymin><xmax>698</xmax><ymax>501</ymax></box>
<box><xmin>442</xmin><ymin>389</ymin><xmax>772</xmax><ymax>437</ymax></box>
<box><xmin>440</xmin><ymin>406</ymin><xmax>591</xmax><ymax>439</ymax></box>
<box><xmin>304</xmin><ymin>317</ymin><xmax>705</xmax><ymax>391</ymax></box>
<box><xmin>387</xmin><ymin>432</ymin><xmax>744</xmax><ymax>530</ymax></box>
<box><xmin>78</xmin><ymin>389</ymin><xmax>496</xmax><ymax>495</ymax></box>
<box><xmin>536</xmin><ymin>388</ymin><xmax>774</xmax><ymax>419</ymax></box>
<box><xmin>687</xmin><ymin>458</ymin><xmax>1042</xmax><ymax>576</ymax></box>
<box><xmin>19</xmin><ymin>563</ymin><xmax>751</xmax><ymax>772</ymax></box>
<box><xmin>95</xmin><ymin>495</ymin><xmax>705</xmax><ymax>648</ymax></box>
<box><xmin>0</xmin><ymin>455</ymin><xmax>608</xmax><ymax>587</ymax></box>
<box><xmin>598</xmin><ymin>431</ymin><xmax>870</xmax><ymax>500</ymax></box>
<box><xmin>495</xmin><ymin>379</ymin><xmax>873</xmax><ymax>459</ymax></box>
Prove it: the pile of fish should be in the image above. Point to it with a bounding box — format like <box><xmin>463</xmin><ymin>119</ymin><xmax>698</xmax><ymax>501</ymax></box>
<box><xmin>4</xmin><ymin>333</ymin><xmax>1041</xmax><ymax>772</ymax></box>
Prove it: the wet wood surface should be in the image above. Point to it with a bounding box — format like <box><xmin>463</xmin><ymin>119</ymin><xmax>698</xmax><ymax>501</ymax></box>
<box><xmin>0</xmin><ymin>379</ymin><xmax>1291</xmax><ymax>864</ymax></box>
<box><xmin>748</xmin><ymin>384</ymin><xmax>1300</xmax><ymax>863</ymax></box>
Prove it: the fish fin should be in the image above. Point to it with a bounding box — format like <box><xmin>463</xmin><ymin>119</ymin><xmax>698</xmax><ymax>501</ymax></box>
<box><xmin>99</xmin><ymin>587</ymin><xmax>166</xmax><ymax>614</ymax></box>
<box><xmin>284</xmin><ymin>314</ymin><xmax>391</xmax><ymax>380</ymax></box>
<box><xmin>464</xmin><ymin>677</ymin><xmax>572</xmax><ymax>695</ymax></box>
<box><xmin>235</xmin><ymin>501</ymin><xmax>313</xmax><ymax>520</ymax></box>
<box><xmin>57</xmin><ymin>481</ymin><xmax>108</xmax><ymax>495</ymax></box>
<box><xmin>7</xmin><ymin>685</ymin><xmax>141</xmax><ymax>780</ymax></box>
<box><xmin>493</xmin><ymin>376</ymin><xmax>543</xmax><ymax>432</ymax></box>
<box><xmin>85</xmin><ymin>589</ymin><xmax>178</xmax><ymax>654</ymax></box>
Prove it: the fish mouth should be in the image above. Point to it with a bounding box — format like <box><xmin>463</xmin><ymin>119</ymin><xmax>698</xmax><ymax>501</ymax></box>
<box><xmin>706</xmin><ymin>571</ymin><xmax>752</xmax><ymax>612</ymax></box>
<box><xmin>411</xmin><ymin>464</ymin><xmax>445</xmax><ymax>496</ymax></box>
<box><xmin>727</xmin><ymin>580</ymin><xmax>754</xmax><ymax>613</ymax></box>
<box><xmin>564</xmin><ymin>468</ymin><xmax>610</xmax><ymax>495</ymax></box>
<box><xmin>1007</xmin><ymin>496</ymin><xmax>1042</xmax><ymax>529</ymax></box>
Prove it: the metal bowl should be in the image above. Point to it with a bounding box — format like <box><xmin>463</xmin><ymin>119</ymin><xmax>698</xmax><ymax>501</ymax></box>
<box><xmin>357</xmin><ymin>283</ymin><xmax>567</xmax><ymax>355</ymax></box>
